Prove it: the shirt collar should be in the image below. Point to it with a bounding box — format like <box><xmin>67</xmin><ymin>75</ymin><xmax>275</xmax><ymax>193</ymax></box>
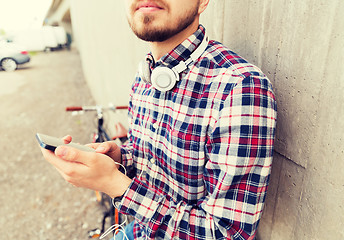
<box><xmin>145</xmin><ymin>25</ymin><xmax>206</xmax><ymax>70</ymax></box>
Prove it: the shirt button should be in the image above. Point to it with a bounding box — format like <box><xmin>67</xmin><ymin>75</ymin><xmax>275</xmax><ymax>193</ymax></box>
<box><xmin>150</xmin><ymin>158</ymin><xmax>155</xmax><ymax>164</ymax></box>
<box><xmin>152</xmin><ymin>122</ymin><xmax>159</xmax><ymax>129</ymax></box>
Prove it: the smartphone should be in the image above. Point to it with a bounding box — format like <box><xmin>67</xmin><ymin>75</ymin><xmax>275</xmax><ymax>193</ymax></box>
<box><xmin>36</xmin><ymin>133</ymin><xmax>95</xmax><ymax>152</ymax></box>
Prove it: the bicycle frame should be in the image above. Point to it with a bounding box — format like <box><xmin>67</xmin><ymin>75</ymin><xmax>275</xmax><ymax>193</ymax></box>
<box><xmin>93</xmin><ymin>107</ymin><xmax>111</xmax><ymax>143</ymax></box>
<box><xmin>66</xmin><ymin>104</ymin><xmax>128</xmax><ymax>237</ymax></box>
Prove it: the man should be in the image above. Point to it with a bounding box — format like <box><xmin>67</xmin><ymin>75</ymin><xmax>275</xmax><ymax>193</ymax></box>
<box><xmin>41</xmin><ymin>0</ymin><xmax>277</xmax><ymax>239</ymax></box>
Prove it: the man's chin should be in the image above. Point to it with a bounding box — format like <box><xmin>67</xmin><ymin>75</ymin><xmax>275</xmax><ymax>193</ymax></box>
<box><xmin>134</xmin><ymin>31</ymin><xmax>169</xmax><ymax>42</ymax></box>
<box><xmin>131</xmin><ymin>24</ymin><xmax>170</xmax><ymax>42</ymax></box>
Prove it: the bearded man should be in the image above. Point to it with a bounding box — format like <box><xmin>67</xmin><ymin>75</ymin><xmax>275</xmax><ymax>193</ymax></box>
<box><xmin>41</xmin><ymin>1</ymin><xmax>277</xmax><ymax>239</ymax></box>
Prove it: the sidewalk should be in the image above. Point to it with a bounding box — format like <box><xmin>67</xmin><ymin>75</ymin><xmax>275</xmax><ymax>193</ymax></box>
<box><xmin>0</xmin><ymin>50</ymin><xmax>107</xmax><ymax>239</ymax></box>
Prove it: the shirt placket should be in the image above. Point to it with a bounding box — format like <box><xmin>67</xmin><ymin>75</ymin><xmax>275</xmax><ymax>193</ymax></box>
<box><xmin>150</xmin><ymin>91</ymin><xmax>166</xmax><ymax>164</ymax></box>
<box><xmin>139</xmin><ymin>88</ymin><xmax>156</xmax><ymax>177</ymax></box>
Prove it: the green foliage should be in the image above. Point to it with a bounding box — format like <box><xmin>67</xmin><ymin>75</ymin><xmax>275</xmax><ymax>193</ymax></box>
<box><xmin>29</xmin><ymin>51</ymin><xmax>39</xmax><ymax>56</ymax></box>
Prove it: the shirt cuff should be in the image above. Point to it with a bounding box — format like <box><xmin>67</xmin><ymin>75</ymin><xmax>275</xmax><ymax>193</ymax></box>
<box><xmin>120</xmin><ymin>145</ymin><xmax>133</xmax><ymax>167</ymax></box>
<box><xmin>112</xmin><ymin>191</ymin><xmax>126</xmax><ymax>209</ymax></box>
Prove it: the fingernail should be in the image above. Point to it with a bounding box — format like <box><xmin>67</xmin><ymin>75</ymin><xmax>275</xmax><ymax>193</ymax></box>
<box><xmin>96</xmin><ymin>146</ymin><xmax>105</xmax><ymax>152</ymax></box>
<box><xmin>56</xmin><ymin>146</ymin><xmax>68</xmax><ymax>157</ymax></box>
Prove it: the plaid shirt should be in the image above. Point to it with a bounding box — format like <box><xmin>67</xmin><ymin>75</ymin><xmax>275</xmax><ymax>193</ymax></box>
<box><xmin>118</xmin><ymin>25</ymin><xmax>277</xmax><ymax>240</ymax></box>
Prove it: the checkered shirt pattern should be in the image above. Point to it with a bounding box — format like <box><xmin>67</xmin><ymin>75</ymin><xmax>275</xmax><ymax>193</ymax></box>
<box><xmin>118</xmin><ymin>25</ymin><xmax>277</xmax><ymax>240</ymax></box>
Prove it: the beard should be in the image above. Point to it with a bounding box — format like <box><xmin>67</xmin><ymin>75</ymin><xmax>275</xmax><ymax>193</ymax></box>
<box><xmin>128</xmin><ymin>3</ymin><xmax>199</xmax><ymax>42</ymax></box>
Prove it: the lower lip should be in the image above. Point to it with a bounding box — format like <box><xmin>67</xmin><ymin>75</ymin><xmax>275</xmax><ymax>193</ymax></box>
<box><xmin>137</xmin><ymin>7</ymin><xmax>162</xmax><ymax>13</ymax></box>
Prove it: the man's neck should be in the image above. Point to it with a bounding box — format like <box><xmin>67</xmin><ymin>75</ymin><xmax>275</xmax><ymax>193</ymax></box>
<box><xmin>149</xmin><ymin>20</ymin><xmax>200</xmax><ymax>61</ymax></box>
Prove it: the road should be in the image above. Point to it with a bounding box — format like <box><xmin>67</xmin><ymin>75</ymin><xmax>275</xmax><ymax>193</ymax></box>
<box><xmin>0</xmin><ymin>50</ymin><xmax>110</xmax><ymax>239</ymax></box>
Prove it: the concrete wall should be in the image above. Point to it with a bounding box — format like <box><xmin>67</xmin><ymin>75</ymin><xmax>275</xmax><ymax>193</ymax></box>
<box><xmin>70</xmin><ymin>0</ymin><xmax>148</xmax><ymax>130</ymax></box>
<box><xmin>70</xmin><ymin>0</ymin><xmax>344</xmax><ymax>239</ymax></box>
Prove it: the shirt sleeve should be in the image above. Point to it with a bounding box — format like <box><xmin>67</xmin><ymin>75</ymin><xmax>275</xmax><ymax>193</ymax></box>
<box><xmin>120</xmin><ymin>88</ymin><xmax>134</xmax><ymax>168</ymax></box>
<box><xmin>117</xmin><ymin>75</ymin><xmax>277</xmax><ymax>240</ymax></box>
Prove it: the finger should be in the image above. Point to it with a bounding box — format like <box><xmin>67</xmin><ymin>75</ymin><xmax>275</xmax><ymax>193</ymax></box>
<box><xmin>53</xmin><ymin>165</ymin><xmax>75</xmax><ymax>185</ymax></box>
<box><xmin>62</xmin><ymin>135</ymin><xmax>72</xmax><ymax>144</ymax></box>
<box><xmin>55</xmin><ymin>146</ymin><xmax>81</xmax><ymax>163</ymax></box>
<box><xmin>94</xmin><ymin>141</ymin><xmax>117</xmax><ymax>154</ymax></box>
<box><xmin>46</xmin><ymin>154</ymin><xmax>85</xmax><ymax>187</ymax></box>
<box><xmin>40</xmin><ymin>147</ymin><xmax>56</xmax><ymax>160</ymax></box>
<box><xmin>55</xmin><ymin>145</ymin><xmax>98</xmax><ymax>167</ymax></box>
<box><xmin>86</xmin><ymin>142</ymin><xmax>102</xmax><ymax>150</ymax></box>
<box><xmin>95</xmin><ymin>141</ymin><xmax>122</xmax><ymax>164</ymax></box>
<box><xmin>41</xmin><ymin>147</ymin><xmax>84</xmax><ymax>174</ymax></box>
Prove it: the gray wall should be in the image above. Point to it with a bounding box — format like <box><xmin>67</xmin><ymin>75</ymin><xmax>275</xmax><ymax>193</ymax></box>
<box><xmin>70</xmin><ymin>0</ymin><xmax>344</xmax><ymax>239</ymax></box>
<box><xmin>70</xmin><ymin>0</ymin><xmax>148</xmax><ymax>130</ymax></box>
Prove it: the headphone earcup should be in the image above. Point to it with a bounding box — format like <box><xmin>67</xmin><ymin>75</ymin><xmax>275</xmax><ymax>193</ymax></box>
<box><xmin>138</xmin><ymin>60</ymin><xmax>152</xmax><ymax>84</ymax></box>
<box><xmin>151</xmin><ymin>66</ymin><xmax>179</xmax><ymax>92</ymax></box>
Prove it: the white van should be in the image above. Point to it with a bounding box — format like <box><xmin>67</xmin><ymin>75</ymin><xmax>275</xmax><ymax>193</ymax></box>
<box><xmin>8</xmin><ymin>26</ymin><xmax>67</xmax><ymax>52</ymax></box>
<box><xmin>52</xmin><ymin>26</ymin><xmax>68</xmax><ymax>48</ymax></box>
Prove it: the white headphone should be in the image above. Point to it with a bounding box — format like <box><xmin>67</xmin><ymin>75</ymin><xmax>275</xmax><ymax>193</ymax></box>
<box><xmin>139</xmin><ymin>35</ymin><xmax>209</xmax><ymax>92</ymax></box>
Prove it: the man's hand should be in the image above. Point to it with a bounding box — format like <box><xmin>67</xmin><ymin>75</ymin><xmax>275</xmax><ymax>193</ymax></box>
<box><xmin>40</xmin><ymin>136</ymin><xmax>131</xmax><ymax>198</ymax></box>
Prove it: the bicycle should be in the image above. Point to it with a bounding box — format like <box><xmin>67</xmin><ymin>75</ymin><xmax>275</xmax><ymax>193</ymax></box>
<box><xmin>65</xmin><ymin>103</ymin><xmax>128</xmax><ymax>239</ymax></box>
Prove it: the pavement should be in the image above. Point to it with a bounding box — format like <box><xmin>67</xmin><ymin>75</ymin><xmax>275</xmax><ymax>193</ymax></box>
<box><xmin>0</xmin><ymin>49</ymin><xmax>113</xmax><ymax>239</ymax></box>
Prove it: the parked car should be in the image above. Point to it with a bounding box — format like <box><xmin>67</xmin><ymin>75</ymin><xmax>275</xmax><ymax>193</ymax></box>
<box><xmin>0</xmin><ymin>41</ymin><xmax>30</xmax><ymax>71</ymax></box>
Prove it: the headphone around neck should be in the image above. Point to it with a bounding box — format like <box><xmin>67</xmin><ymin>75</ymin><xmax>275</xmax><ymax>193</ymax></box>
<box><xmin>139</xmin><ymin>35</ymin><xmax>209</xmax><ymax>92</ymax></box>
